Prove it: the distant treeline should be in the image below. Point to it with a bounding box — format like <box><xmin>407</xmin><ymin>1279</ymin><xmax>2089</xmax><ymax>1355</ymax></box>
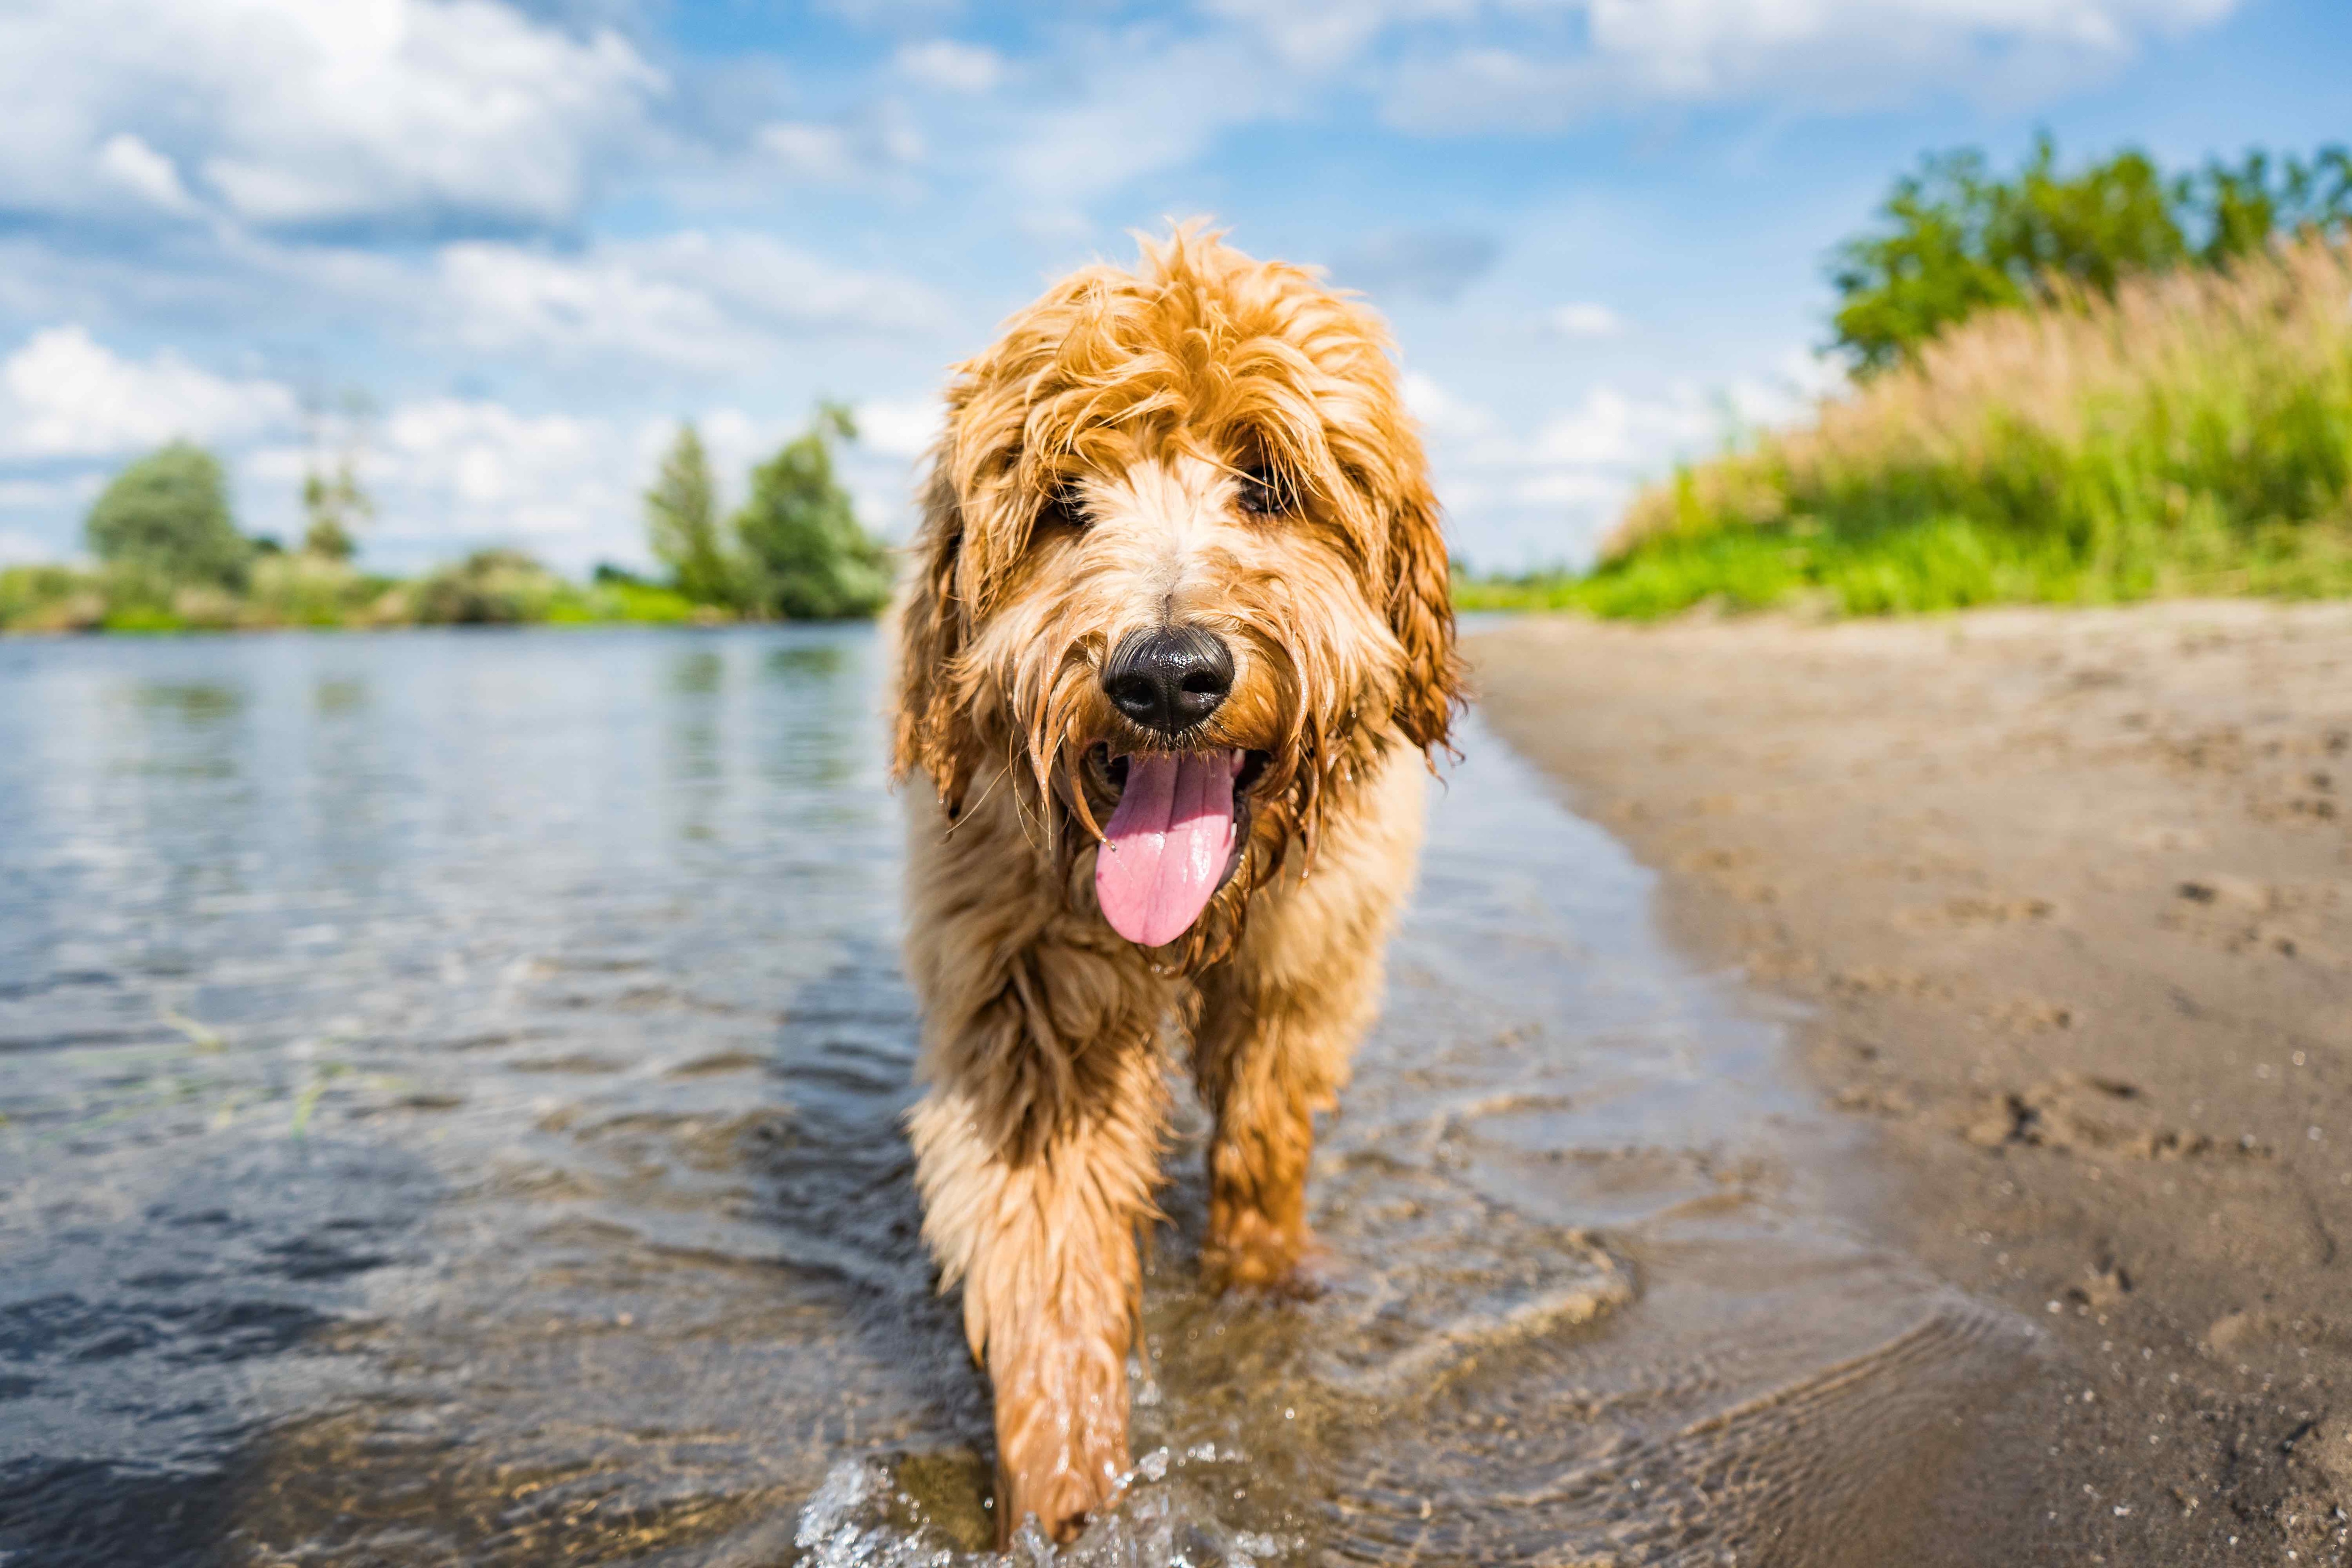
<box><xmin>0</xmin><ymin>405</ymin><xmax>892</xmax><ymax>634</ymax></box>
<box><xmin>1462</xmin><ymin>136</ymin><xmax>2352</xmax><ymax>619</ymax></box>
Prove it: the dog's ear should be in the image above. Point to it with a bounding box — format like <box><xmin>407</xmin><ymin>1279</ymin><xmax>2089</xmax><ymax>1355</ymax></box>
<box><xmin>1385</xmin><ymin>472</ymin><xmax>1463</xmax><ymax>753</ymax></box>
<box><xmin>891</xmin><ymin>459</ymin><xmax>974</xmax><ymax>812</ymax></box>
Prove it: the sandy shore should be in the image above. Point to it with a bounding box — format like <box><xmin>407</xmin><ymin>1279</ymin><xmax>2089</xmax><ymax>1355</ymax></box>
<box><xmin>1469</xmin><ymin>601</ymin><xmax>2352</xmax><ymax>1565</ymax></box>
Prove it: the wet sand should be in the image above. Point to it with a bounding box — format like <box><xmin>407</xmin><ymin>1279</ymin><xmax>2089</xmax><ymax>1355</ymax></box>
<box><xmin>1471</xmin><ymin>601</ymin><xmax>2352</xmax><ymax>1565</ymax></box>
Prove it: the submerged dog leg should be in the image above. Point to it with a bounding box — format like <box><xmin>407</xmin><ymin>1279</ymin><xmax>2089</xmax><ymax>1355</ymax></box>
<box><xmin>908</xmin><ymin>1061</ymin><xmax>1165</xmax><ymax>1545</ymax></box>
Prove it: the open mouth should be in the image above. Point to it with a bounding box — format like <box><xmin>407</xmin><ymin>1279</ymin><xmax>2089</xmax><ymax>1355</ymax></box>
<box><xmin>1090</xmin><ymin>745</ymin><xmax>1269</xmax><ymax>947</ymax></box>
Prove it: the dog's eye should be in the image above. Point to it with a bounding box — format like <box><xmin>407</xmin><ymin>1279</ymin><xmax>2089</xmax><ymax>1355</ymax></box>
<box><xmin>1039</xmin><ymin>484</ymin><xmax>1089</xmax><ymax>533</ymax></box>
<box><xmin>1236</xmin><ymin>469</ymin><xmax>1287</xmax><ymax>517</ymax></box>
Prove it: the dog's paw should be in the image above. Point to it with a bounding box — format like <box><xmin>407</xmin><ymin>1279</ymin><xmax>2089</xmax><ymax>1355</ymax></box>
<box><xmin>1203</xmin><ymin>1226</ymin><xmax>1340</xmax><ymax>1299</ymax></box>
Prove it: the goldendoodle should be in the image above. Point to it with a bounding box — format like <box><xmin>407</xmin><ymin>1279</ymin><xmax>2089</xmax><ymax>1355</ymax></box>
<box><xmin>890</xmin><ymin>225</ymin><xmax>1460</xmax><ymax>1544</ymax></box>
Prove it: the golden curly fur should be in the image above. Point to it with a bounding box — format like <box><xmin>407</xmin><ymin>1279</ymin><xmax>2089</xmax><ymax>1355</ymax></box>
<box><xmin>890</xmin><ymin>225</ymin><xmax>1460</xmax><ymax>1544</ymax></box>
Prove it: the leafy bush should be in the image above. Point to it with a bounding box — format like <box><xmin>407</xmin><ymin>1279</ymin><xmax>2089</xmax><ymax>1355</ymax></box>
<box><xmin>85</xmin><ymin>443</ymin><xmax>254</xmax><ymax>589</ymax></box>
<box><xmin>0</xmin><ymin>565</ymin><xmax>103</xmax><ymax>632</ymax></box>
<box><xmin>244</xmin><ymin>553</ymin><xmax>386</xmax><ymax>627</ymax></box>
<box><xmin>404</xmin><ymin>549</ymin><xmax>567</xmax><ymax>625</ymax></box>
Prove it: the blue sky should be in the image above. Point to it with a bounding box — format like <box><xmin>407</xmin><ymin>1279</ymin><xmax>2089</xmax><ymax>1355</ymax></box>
<box><xmin>0</xmin><ymin>0</ymin><xmax>2345</xmax><ymax>574</ymax></box>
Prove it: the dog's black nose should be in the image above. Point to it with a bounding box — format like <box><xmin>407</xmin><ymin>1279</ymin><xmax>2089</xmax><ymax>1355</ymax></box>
<box><xmin>1103</xmin><ymin>624</ymin><xmax>1233</xmax><ymax>735</ymax></box>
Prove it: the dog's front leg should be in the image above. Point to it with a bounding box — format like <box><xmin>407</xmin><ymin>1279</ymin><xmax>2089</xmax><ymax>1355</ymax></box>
<box><xmin>907</xmin><ymin>1044</ymin><xmax>1164</xmax><ymax>1544</ymax></box>
<box><xmin>901</xmin><ymin>827</ymin><xmax>1170</xmax><ymax>1546</ymax></box>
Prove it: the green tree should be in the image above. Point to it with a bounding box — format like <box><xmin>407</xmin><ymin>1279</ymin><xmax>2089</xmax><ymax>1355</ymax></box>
<box><xmin>299</xmin><ymin>387</ymin><xmax>375</xmax><ymax>562</ymax></box>
<box><xmin>85</xmin><ymin>442</ymin><xmax>251</xmax><ymax>589</ymax></box>
<box><xmin>731</xmin><ymin>403</ymin><xmax>891</xmax><ymax>620</ymax></box>
<box><xmin>2187</xmin><ymin>145</ymin><xmax>2352</xmax><ymax>265</ymax></box>
<box><xmin>644</xmin><ymin>422</ymin><xmax>734</xmax><ymax>606</ymax></box>
<box><xmin>1831</xmin><ymin>137</ymin><xmax>2186</xmax><ymax>374</ymax></box>
<box><xmin>1831</xmin><ymin>136</ymin><xmax>2352</xmax><ymax>375</ymax></box>
<box><xmin>301</xmin><ymin>464</ymin><xmax>371</xmax><ymax>562</ymax></box>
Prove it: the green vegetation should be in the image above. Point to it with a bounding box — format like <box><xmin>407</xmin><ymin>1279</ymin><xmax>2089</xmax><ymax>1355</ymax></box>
<box><xmin>298</xmin><ymin>388</ymin><xmax>375</xmax><ymax>563</ymax></box>
<box><xmin>1</xmin><ymin>401</ymin><xmax>894</xmax><ymax>635</ymax></box>
<box><xmin>390</xmin><ymin>549</ymin><xmax>697</xmax><ymax>627</ymax></box>
<box><xmin>633</xmin><ymin>403</ymin><xmax>892</xmax><ymax>621</ymax></box>
<box><xmin>1831</xmin><ymin>137</ymin><xmax>2351</xmax><ymax>374</ymax></box>
<box><xmin>1465</xmin><ymin>139</ymin><xmax>2352</xmax><ymax>622</ymax></box>
<box><xmin>644</xmin><ymin>422</ymin><xmax>732</xmax><ymax>607</ymax></box>
<box><xmin>0</xmin><ymin>549</ymin><xmax>703</xmax><ymax>634</ymax></box>
<box><xmin>731</xmin><ymin>403</ymin><xmax>891</xmax><ymax>620</ymax></box>
<box><xmin>300</xmin><ymin>458</ymin><xmax>368</xmax><ymax>564</ymax></box>
<box><xmin>86</xmin><ymin>443</ymin><xmax>251</xmax><ymax>592</ymax></box>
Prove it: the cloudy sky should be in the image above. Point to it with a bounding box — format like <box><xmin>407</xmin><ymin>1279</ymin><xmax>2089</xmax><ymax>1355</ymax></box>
<box><xmin>1</xmin><ymin>0</ymin><xmax>2345</xmax><ymax>574</ymax></box>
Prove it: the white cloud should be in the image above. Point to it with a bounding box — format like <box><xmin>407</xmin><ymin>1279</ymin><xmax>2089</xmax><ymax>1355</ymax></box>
<box><xmin>991</xmin><ymin>0</ymin><xmax>2238</xmax><ymax>205</ymax></box>
<box><xmin>1333</xmin><ymin>227</ymin><xmax>1500</xmax><ymax>303</ymax></box>
<box><xmin>1383</xmin><ymin>0</ymin><xmax>2241</xmax><ymax>130</ymax></box>
<box><xmin>377</xmin><ymin>397</ymin><xmax>621</xmax><ymax>542</ymax></box>
<box><xmin>1006</xmin><ymin>34</ymin><xmax>1302</xmax><ymax>200</ymax></box>
<box><xmin>0</xmin><ymin>0</ymin><xmax>662</xmax><ymax>229</ymax></box>
<box><xmin>1400</xmin><ymin>371</ymin><xmax>1494</xmax><ymax>438</ymax></box>
<box><xmin>853</xmin><ymin>395</ymin><xmax>943</xmax><ymax>460</ymax></box>
<box><xmin>242</xmin><ymin>395</ymin><xmax>642</xmax><ymax>565</ymax></box>
<box><xmin>254</xmin><ymin>396</ymin><xmax>929</xmax><ymax>570</ymax></box>
<box><xmin>1203</xmin><ymin>0</ymin><xmax>1476</xmax><ymax>70</ymax></box>
<box><xmin>693</xmin><ymin>408</ymin><xmax>774</xmax><ymax>493</ymax></box>
<box><xmin>94</xmin><ymin>133</ymin><xmax>197</xmax><ymax>215</ymax></box>
<box><xmin>1717</xmin><ymin>347</ymin><xmax>1848</xmax><ymax>433</ymax></box>
<box><xmin>759</xmin><ymin>123</ymin><xmax>864</xmax><ymax>183</ymax></box>
<box><xmin>1545</xmin><ymin>302</ymin><xmax>1625</xmax><ymax>338</ymax></box>
<box><xmin>756</xmin><ymin>103</ymin><xmax>926</xmax><ymax>185</ymax></box>
<box><xmin>816</xmin><ymin>0</ymin><xmax>963</xmax><ymax>24</ymax></box>
<box><xmin>0</xmin><ymin>479</ymin><xmax>85</xmax><ymax>510</ymax></box>
<box><xmin>895</xmin><ymin>39</ymin><xmax>1005</xmax><ymax>93</ymax></box>
<box><xmin>1413</xmin><ymin>348</ymin><xmax>1848</xmax><ymax>568</ymax></box>
<box><xmin>0</xmin><ymin>326</ymin><xmax>295</xmax><ymax>461</ymax></box>
<box><xmin>0</xmin><ymin>528</ymin><xmax>54</xmax><ymax>564</ymax></box>
<box><xmin>230</xmin><ymin>396</ymin><xmax>678</xmax><ymax>567</ymax></box>
<box><xmin>1513</xmin><ymin>470</ymin><xmax>1634</xmax><ymax>510</ymax></box>
<box><xmin>1403</xmin><ymin>369</ymin><xmax>1803</xmax><ymax>568</ymax></box>
<box><xmin>434</xmin><ymin>232</ymin><xmax>950</xmax><ymax>368</ymax></box>
<box><xmin>1531</xmin><ymin>386</ymin><xmax>1710</xmax><ymax>468</ymax></box>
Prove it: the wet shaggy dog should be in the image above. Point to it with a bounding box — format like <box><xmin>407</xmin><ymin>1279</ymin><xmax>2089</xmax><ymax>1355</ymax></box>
<box><xmin>890</xmin><ymin>227</ymin><xmax>1461</xmax><ymax>1544</ymax></box>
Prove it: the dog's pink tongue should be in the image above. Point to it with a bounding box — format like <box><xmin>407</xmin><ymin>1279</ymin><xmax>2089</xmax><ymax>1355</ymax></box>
<box><xmin>1094</xmin><ymin>749</ymin><xmax>1241</xmax><ymax>947</ymax></box>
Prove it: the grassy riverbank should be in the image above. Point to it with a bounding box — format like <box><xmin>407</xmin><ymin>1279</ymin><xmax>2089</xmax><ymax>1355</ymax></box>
<box><xmin>1466</xmin><ymin>236</ymin><xmax>2352</xmax><ymax>620</ymax></box>
<box><xmin>0</xmin><ymin>550</ymin><xmax>706</xmax><ymax>634</ymax></box>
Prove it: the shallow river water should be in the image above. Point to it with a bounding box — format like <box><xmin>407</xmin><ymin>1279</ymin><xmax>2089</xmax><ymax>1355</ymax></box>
<box><xmin>0</xmin><ymin>626</ymin><xmax>2030</xmax><ymax>1567</ymax></box>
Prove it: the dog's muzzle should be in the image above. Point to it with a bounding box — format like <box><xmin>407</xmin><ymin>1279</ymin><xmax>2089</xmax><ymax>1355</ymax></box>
<box><xmin>1102</xmin><ymin>624</ymin><xmax>1233</xmax><ymax>736</ymax></box>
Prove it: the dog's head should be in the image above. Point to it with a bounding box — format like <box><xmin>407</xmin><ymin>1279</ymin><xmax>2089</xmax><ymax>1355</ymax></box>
<box><xmin>893</xmin><ymin>226</ymin><xmax>1460</xmax><ymax>958</ymax></box>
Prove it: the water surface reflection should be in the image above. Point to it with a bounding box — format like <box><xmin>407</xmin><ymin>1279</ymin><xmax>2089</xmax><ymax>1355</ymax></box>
<box><xmin>0</xmin><ymin>627</ymin><xmax>2024</xmax><ymax>1567</ymax></box>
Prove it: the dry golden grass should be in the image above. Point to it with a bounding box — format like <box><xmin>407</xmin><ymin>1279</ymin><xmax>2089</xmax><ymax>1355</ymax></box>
<box><xmin>1515</xmin><ymin>236</ymin><xmax>2352</xmax><ymax>619</ymax></box>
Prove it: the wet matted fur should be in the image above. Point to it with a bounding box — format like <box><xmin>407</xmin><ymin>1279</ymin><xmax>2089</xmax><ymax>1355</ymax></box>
<box><xmin>890</xmin><ymin>226</ymin><xmax>1461</xmax><ymax>1544</ymax></box>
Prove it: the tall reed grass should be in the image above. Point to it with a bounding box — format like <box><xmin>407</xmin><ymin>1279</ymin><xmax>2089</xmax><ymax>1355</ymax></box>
<box><xmin>1511</xmin><ymin>235</ymin><xmax>2352</xmax><ymax>618</ymax></box>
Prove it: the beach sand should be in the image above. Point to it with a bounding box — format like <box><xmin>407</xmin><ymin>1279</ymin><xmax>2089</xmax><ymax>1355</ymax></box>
<box><xmin>1470</xmin><ymin>600</ymin><xmax>2352</xmax><ymax>1565</ymax></box>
